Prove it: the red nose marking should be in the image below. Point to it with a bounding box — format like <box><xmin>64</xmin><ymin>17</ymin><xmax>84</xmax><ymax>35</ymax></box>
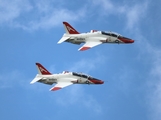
<box><xmin>89</xmin><ymin>79</ymin><xmax>104</xmax><ymax>84</ymax></box>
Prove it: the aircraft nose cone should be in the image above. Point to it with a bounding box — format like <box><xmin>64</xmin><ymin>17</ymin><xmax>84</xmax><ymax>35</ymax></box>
<box><xmin>89</xmin><ymin>79</ymin><xmax>104</xmax><ymax>84</ymax></box>
<box><xmin>99</xmin><ymin>80</ymin><xmax>104</xmax><ymax>84</ymax></box>
<box><xmin>96</xmin><ymin>80</ymin><xmax>104</xmax><ymax>84</ymax></box>
<box><xmin>126</xmin><ymin>39</ymin><xmax>134</xmax><ymax>43</ymax></box>
<box><xmin>130</xmin><ymin>39</ymin><xmax>134</xmax><ymax>43</ymax></box>
<box><xmin>118</xmin><ymin>36</ymin><xmax>134</xmax><ymax>43</ymax></box>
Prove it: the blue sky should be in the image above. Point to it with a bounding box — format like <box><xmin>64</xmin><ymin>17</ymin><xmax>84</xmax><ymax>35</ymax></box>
<box><xmin>0</xmin><ymin>0</ymin><xmax>161</xmax><ymax>119</ymax></box>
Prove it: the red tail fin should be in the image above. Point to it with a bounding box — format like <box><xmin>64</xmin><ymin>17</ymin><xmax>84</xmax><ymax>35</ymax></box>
<box><xmin>63</xmin><ymin>22</ymin><xmax>79</xmax><ymax>34</ymax></box>
<box><xmin>36</xmin><ymin>63</ymin><xmax>51</xmax><ymax>75</ymax></box>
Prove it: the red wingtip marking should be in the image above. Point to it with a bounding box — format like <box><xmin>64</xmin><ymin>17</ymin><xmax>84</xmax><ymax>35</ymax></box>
<box><xmin>51</xmin><ymin>87</ymin><xmax>62</xmax><ymax>91</ymax></box>
<box><xmin>80</xmin><ymin>47</ymin><xmax>90</xmax><ymax>51</ymax></box>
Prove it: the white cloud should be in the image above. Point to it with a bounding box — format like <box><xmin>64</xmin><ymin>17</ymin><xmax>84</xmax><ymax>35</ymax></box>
<box><xmin>15</xmin><ymin>8</ymin><xmax>85</xmax><ymax>31</ymax></box>
<box><xmin>134</xmin><ymin>32</ymin><xmax>161</xmax><ymax>120</ymax></box>
<box><xmin>55</xmin><ymin>85</ymin><xmax>84</xmax><ymax>106</ymax></box>
<box><xmin>0</xmin><ymin>0</ymin><xmax>149</xmax><ymax>31</ymax></box>
<box><xmin>0</xmin><ymin>70</ymin><xmax>24</xmax><ymax>88</ymax></box>
<box><xmin>146</xmin><ymin>46</ymin><xmax>161</xmax><ymax>120</ymax></box>
<box><xmin>83</xmin><ymin>95</ymin><xmax>102</xmax><ymax>114</ymax></box>
<box><xmin>0</xmin><ymin>0</ymin><xmax>86</xmax><ymax>31</ymax></box>
<box><xmin>125</xmin><ymin>3</ymin><xmax>148</xmax><ymax>30</ymax></box>
<box><xmin>68</xmin><ymin>53</ymin><xmax>106</xmax><ymax>73</ymax></box>
<box><xmin>46</xmin><ymin>52</ymin><xmax>107</xmax><ymax>74</ymax></box>
<box><xmin>55</xmin><ymin>84</ymin><xmax>103</xmax><ymax>114</ymax></box>
<box><xmin>90</xmin><ymin>0</ymin><xmax>149</xmax><ymax>30</ymax></box>
<box><xmin>0</xmin><ymin>0</ymin><xmax>32</xmax><ymax>24</ymax></box>
<box><xmin>0</xmin><ymin>69</ymin><xmax>34</xmax><ymax>91</ymax></box>
<box><xmin>91</xmin><ymin>0</ymin><xmax>114</xmax><ymax>13</ymax></box>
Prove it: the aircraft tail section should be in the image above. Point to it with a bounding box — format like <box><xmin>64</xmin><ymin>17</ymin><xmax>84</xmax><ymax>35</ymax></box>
<box><xmin>30</xmin><ymin>75</ymin><xmax>42</xmax><ymax>84</ymax></box>
<box><xmin>63</xmin><ymin>22</ymin><xmax>79</xmax><ymax>34</ymax></box>
<box><xmin>57</xmin><ymin>36</ymin><xmax>70</xmax><ymax>44</ymax></box>
<box><xmin>36</xmin><ymin>63</ymin><xmax>51</xmax><ymax>75</ymax></box>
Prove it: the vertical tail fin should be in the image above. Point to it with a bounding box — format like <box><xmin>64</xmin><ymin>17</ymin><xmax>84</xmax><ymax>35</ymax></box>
<box><xmin>63</xmin><ymin>22</ymin><xmax>79</xmax><ymax>34</ymax></box>
<box><xmin>36</xmin><ymin>63</ymin><xmax>51</xmax><ymax>75</ymax></box>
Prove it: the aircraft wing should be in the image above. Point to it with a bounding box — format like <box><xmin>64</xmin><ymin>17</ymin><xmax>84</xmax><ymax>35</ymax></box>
<box><xmin>57</xmin><ymin>36</ymin><xmax>70</xmax><ymax>44</ymax></box>
<box><xmin>50</xmin><ymin>82</ymin><xmax>73</xmax><ymax>91</ymax></box>
<box><xmin>78</xmin><ymin>41</ymin><xmax>102</xmax><ymax>51</ymax></box>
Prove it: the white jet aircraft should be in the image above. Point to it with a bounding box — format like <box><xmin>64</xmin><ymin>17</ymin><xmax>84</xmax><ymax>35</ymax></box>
<box><xmin>30</xmin><ymin>63</ymin><xmax>104</xmax><ymax>91</ymax></box>
<box><xmin>58</xmin><ymin>22</ymin><xmax>134</xmax><ymax>51</ymax></box>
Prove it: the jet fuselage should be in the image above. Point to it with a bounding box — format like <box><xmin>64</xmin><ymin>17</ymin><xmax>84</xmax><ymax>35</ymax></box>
<box><xmin>58</xmin><ymin>22</ymin><xmax>134</xmax><ymax>51</ymax></box>
<box><xmin>35</xmin><ymin>71</ymin><xmax>104</xmax><ymax>85</ymax></box>
<box><xmin>63</xmin><ymin>31</ymin><xmax>134</xmax><ymax>45</ymax></box>
<box><xmin>30</xmin><ymin>63</ymin><xmax>104</xmax><ymax>91</ymax></box>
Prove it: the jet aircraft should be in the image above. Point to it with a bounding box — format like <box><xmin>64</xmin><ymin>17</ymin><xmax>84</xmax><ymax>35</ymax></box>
<box><xmin>58</xmin><ymin>22</ymin><xmax>134</xmax><ymax>51</ymax></box>
<box><xmin>30</xmin><ymin>63</ymin><xmax>104</xmax><ymax>91</ymax></box>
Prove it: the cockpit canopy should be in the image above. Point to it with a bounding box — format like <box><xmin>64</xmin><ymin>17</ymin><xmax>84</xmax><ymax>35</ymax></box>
<box><xmin>72</xmin><ymin>72</ymin><xmax>99</xmax><ymax>80</ymax></box>
<box><xmin>73</xmin><ymin>72</ymin><xmax>90</xmax><ymax>78</ymax></box>
<box><xmin>101</xmin><ymin>31</ymin><xmax>131</xmax><ymax>40</ymax></box>
<box><xmin>101</xmin><ymin>31</ymin><xmax>122</xmax><ymax>37</ymax></box>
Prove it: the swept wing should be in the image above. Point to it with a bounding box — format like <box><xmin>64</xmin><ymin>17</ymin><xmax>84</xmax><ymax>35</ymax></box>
<box><xmin>50</xmin><ymin>78</ymin><xmax>77</xmax><ymax>91</ymax></box>
<box><xmin>78</xmin><ymin>41</ymin><xmax>102</xmax><ymax>51</ymax></box>
<box><xmin>50</xmin><ymin>82</ymin><xmax>73</xmax><ymax>91</ymax></box>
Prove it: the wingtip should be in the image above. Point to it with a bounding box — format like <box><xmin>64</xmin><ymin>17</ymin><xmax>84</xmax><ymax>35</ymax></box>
<box><xmin>79</xmin><ymin>47</ymin><xmax>91</xmax><ymax>51</ymax></box>
<box><xmin>50</xmin><ymin>87</ymin><xmax>62</xmax><ymax>91</ymax></box>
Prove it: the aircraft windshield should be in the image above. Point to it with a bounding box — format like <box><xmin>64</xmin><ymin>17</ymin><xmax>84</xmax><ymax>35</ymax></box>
<box><xmin>72</xmin><ymin>72</ymin><xmax>100</xmax><ymax>80</ymax></box>
<box><xmin>73</xmin><ymin>72</ymin><xmax>91</xmax><ymax>78</ymax></box>
<box><xmin>101</xmin><ymin>31</ymin><xmax>122</xmax><ymax>37</ymax></box>
<box><xmin>118</xmin><ymin>35</ymin><xmax>131</xmax><ymax>40</ymax></box>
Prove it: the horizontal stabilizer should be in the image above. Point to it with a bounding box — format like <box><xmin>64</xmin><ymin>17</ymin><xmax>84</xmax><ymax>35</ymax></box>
<box><xmin>30</xmin><ymin>76</ymin><xmax>42</xmax><ymax>84</ymax></box>
<box><xmin>57</xmin><ymin>36</ymin><xmax>70</xmax><ymax>44</ymax></box>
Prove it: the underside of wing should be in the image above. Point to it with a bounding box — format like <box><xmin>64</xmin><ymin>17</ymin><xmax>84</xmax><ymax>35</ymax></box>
<box><xmin>50</xmin><ymin>82</ymin><xmax>73</xmax><ymax>91</ymax></box>
<box><xmin>78</xmin><ymin>41</ymin><xmax>102</xmax><ymax>51</ymax></box>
